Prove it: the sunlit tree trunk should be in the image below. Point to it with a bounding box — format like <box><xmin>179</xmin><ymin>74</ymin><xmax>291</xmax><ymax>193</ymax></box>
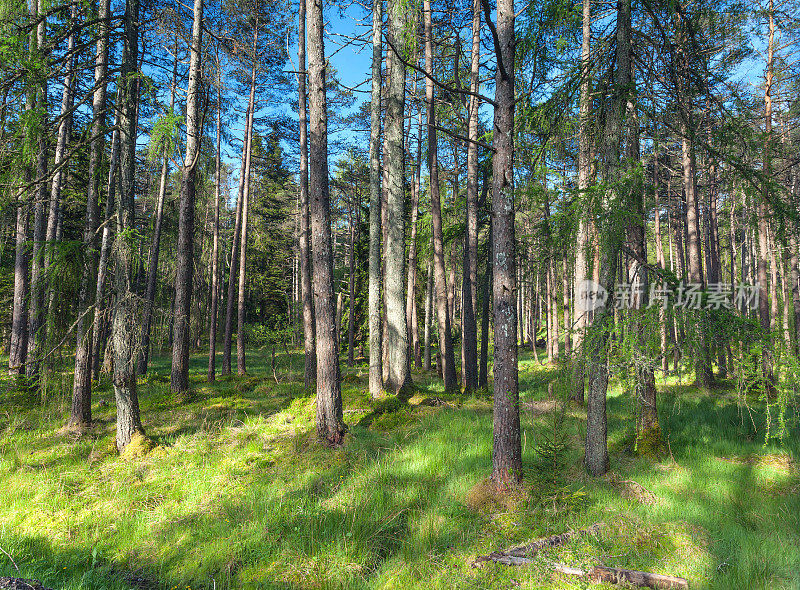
<box><xmin>298</xmin><ymin>0</ymin><xmax>316</xmax><ymax>388</ymax></box>
<box><xmin>171</xmin><ymin>0</ymin><xmax>204</xmax><ymax>394</ymax></box>
<box><xmin>368</xmin><ymin>0</ymin><xmax>383</xmax><ymax>397</ymax></box>
<box><xmin>308</xmin><ymin>0</ymin><xmax>345</xmax><ymax>444</ymax></box>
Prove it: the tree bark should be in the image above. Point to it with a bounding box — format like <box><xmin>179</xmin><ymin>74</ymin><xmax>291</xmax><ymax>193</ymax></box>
<box><xmin>222</xmin><ymin>46</ymin><xmax>257</xmax><ymax>376</ymax></box>
<box><xmin>298</xmin><ymin>0</ymin><xmax>316</xmax><ymax>388</ymax></box>
<box><xmin>425</xmin><ymin>0</ymin><xmax>458</xmax><ymax>391</ymax></box>
<box><xmin>479</xmin><ymin>222</ymin><xmax>492</xmax><ymax>389</ymax></box>
<box><xmin>571</xmin><ymin>0</ymin><xmax>592</xmax><ymax>402</ymax></box>
<box><xmin>368</xmin><ymin>0</ymin><xmax>383</xmax><ymax>397</ymax></box>
<box><xmin>309</xmin><ymin>0</ymin><xmax>345</xmax><ymax>444</ymax></box>
<box><xmin>461</xmin><ymin>0</ymin><xmax>480</xmax><ymax>393</ymax></box>
<box><xmin>406</xmin><ymin>100</ymin><xmax>423</xmax><ymax>370</ymax></box>
<box><xmin>384</xmin><ymin>0</ymin><xmax>411</xmax><ymax>395</ymax></box>
<box><xmin>424</xmin><ymin>258</ymin><xmax>433</xmax><ymax>371</ymax></box>
<box><xmin>208</xmin><ymin>47</ymin><xmax>223</xmax><ymax>382</ymax></box>
<box><xmin>171</xmin><ymin>0</ymin><xmax>204</xmax><ymax>394</ymax></box>
<box><xmin>71</xmin><ymin>0</ymin><xmax>110</xmax><ymax>425</ymax></box>
<box><xmin>113</xmin><ymin>0</ymin><xmax>144</xmax><ymax>452</ymax></box>
<box><xmin>27</xmin><ymin>0</ymin><xmax>48</xmax><ymax>382</ymax></box>
<box><xmin>484</xmin><ymin>0</ymin><xmax>521</xmax><ymax>486</ymax></box>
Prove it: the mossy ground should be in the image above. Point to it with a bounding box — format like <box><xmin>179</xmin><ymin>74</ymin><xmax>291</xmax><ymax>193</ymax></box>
<box><xmin>0</xmin><ymin>348</ymin><xmax>798</xmax><ymax>589</ymax></box>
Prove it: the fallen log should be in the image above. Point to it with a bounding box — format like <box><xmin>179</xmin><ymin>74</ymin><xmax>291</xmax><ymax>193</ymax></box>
<box><xmin>471</xmin><ymin>523</ymin><xmax>603</xmax><ymax>567</ymax></box>
<box><xmin>553</xmin><ymin>563</ymin><xmax>689</xmax><ymax>589</ymax></box>
<box><xmin>470</xmin><ymin>523</ymin><xmax>689</xmax><ymax>589</ymax></box>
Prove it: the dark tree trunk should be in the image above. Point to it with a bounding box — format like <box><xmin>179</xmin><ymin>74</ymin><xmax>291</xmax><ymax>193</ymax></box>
<box><xmin>425</xmin><ymin>0</ymin><xmax>457</xmax><ymax>391</ymax></box>
<box><xmin>113</xmin><ymin>0</ymin><xmax>144</xmax><ymax>452</ymax></box>
<box><xmin>484</xmin><ymin>0</ymin><xmax>521</xmax><ymax>486</ymax></box>
<box><xmin>309</xmin><ymin>0</ymin><xmax>345</xmax><ymax>444</ymax></box>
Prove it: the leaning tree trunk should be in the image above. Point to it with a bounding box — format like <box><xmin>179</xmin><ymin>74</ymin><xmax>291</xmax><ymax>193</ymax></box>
<box><xmin>113</xmin><ymin>0</ymin><xmax>144</xmax><ymax>452</ymax></box>
<box><xmin>485</xmin><ymin>0</ymin><xmax>522</xmax><ymax>487</ymax></box>
<box><xmin>308</xmin><ymin>0</ymin><xmax>345</xmax><ymax>444</ymax></box>
<box><xmin>171</xmin><ymin>0</ymin><xmax>204</xmax><ymax>395</ymax></box>
<box><xmin>384</xmin><ymin>0</ymin><xmax>411</xmax><ymax>395</ymax></box>
<box><xmin>425</xmin><ymin>0</ymin><xmax>457</xmax><ymax>391</ymax></box>
<box><xmin>298</xmin><ymin>0</ymin><xmax>316</xmax><ymax>389</ymax></box>
<box><xmin>71</xmin><ymin>0</ymin><xmax>110</xmax><ymax>425</ymax></box>
<box><xmin>368</xmin><ymin>0</ymin><xmax>383</xmax><ymax>397</ymax></box>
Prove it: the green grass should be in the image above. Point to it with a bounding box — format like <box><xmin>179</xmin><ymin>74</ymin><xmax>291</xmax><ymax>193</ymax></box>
<box><xmin>0</xmin><ymin>348</ymin><xmax>798</xmax><ymax>589</ymax></box>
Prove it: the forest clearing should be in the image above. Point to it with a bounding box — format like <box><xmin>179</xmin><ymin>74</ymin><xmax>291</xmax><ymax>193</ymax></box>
<box><xmin>1</xmin><ymin>0</ymin><xmax>800</xmax><ymax>587</ymax></box>
<box><xmin>1</xmin><ymin>350</ymin><xmax>798</xmax><ymax>589</ymax></box>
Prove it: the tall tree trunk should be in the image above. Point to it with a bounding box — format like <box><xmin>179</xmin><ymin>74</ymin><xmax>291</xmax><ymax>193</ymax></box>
<box><xmin>484</xmin><ymin>0</ymin><xmax>521</xmax><ymax>486</ymax></box>
<box><xmin>298</xmin><ymin>0</ymin><xmax>316</xmax><ymax>388</ymax></box>
<box><xmin>585</xmin><ymin>0</ymin><xmax>631</xmax><ymax>476</ymax></box>
<box><xmin>425</xmin><ymin>0</ymin><xmax>457</xmax><ymax>391</ymax></box>
<box><xmin>571</xmin><ymin>0</ymin><xmax>592</xmax><ymax>402</ymax></box>
<box><xmin>406</xmin><ymin>99</ymin><xmax>422</xmax><ymax>370</ymax></box>
<box><xmin>171</xmin><ymin>0</ymin><xmax>204</xmax><ymax>394</ymax></box>
<box><xmin>383</xmin><ymin>0</ymin><xmax>411</xmax><ymax>394</ymax></box>
<box><xmin>9</xmin><ymin>10</ymin><xmax>38</xmax><ymax>377</ymax></box>
<box><xmin>309</xmin><ymin>0</ymin><xmax>345</xmax><ymax>444</ymax></box>
<box><xmin>222</xmin><ymin>49</ymin><xmax>257</xmax><ymax>376</ymax></box>
<box><xmin>368</xmin><ymin>0</ymin><xmax>383</xmax><ymax>397</ymax></box>
<box><xmin>91</xmin><ymin>120</ymin><xmax>120</xmax><ymax>381</ymax></box>
<box><xmin>71</xmin><ymin>0</ymin><xmax>110</xmax><ymax>424</ymax></box>
<box><xmin>113</xmin><ymin>0</ymin><xmax>144</xmax><ymax>452</ymax></box>
<box><xmin>140</xmin><ymin>35</ymin><xmax>178</xmax><ymax>376</ymax></box>
<box><xmin>461</xmin><ymin>0</ymin><xmax>480</xmax><ymax>393</ymax></box>
<box><xmin>27</xmin><ymin>0</ymin><xmax>48</xmax><ymax>382</ymax></box>
<box><xmin>208</xmin><ymin>48</ymin><xmax>223</xmax><ymax>382</ymax></box>
<box><xmin>757</xmin><ymin>0</ymin><xmax>775</xmax><ymax>388</ymax></box>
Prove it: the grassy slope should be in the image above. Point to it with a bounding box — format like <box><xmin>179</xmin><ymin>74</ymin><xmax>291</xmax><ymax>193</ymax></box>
<box><xmin>0</xmin><ymin>349</ymin><xmax>798</xmax><ymax>590</ymax></box>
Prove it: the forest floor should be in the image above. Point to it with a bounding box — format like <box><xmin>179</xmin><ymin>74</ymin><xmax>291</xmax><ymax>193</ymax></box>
<box><xmin>0</xmin><ymin>349</ymin><xmax>798</xmax><ymax>589</ymax></box>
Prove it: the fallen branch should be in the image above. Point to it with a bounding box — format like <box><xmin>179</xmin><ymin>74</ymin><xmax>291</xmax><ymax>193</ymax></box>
<box><xmin>472</xmin><ymin>523</ymin><xmax>603</xmax><ymax>567</ymax></box>
<box><xmin>552</xmin><ymin>563</ymin><xmax>689</xmax><ymax>589</ymax></box>
<box><xmin>470</xmin><ymin>524</ymin><xmax>689</xmax><ymax>589</ymax></box>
